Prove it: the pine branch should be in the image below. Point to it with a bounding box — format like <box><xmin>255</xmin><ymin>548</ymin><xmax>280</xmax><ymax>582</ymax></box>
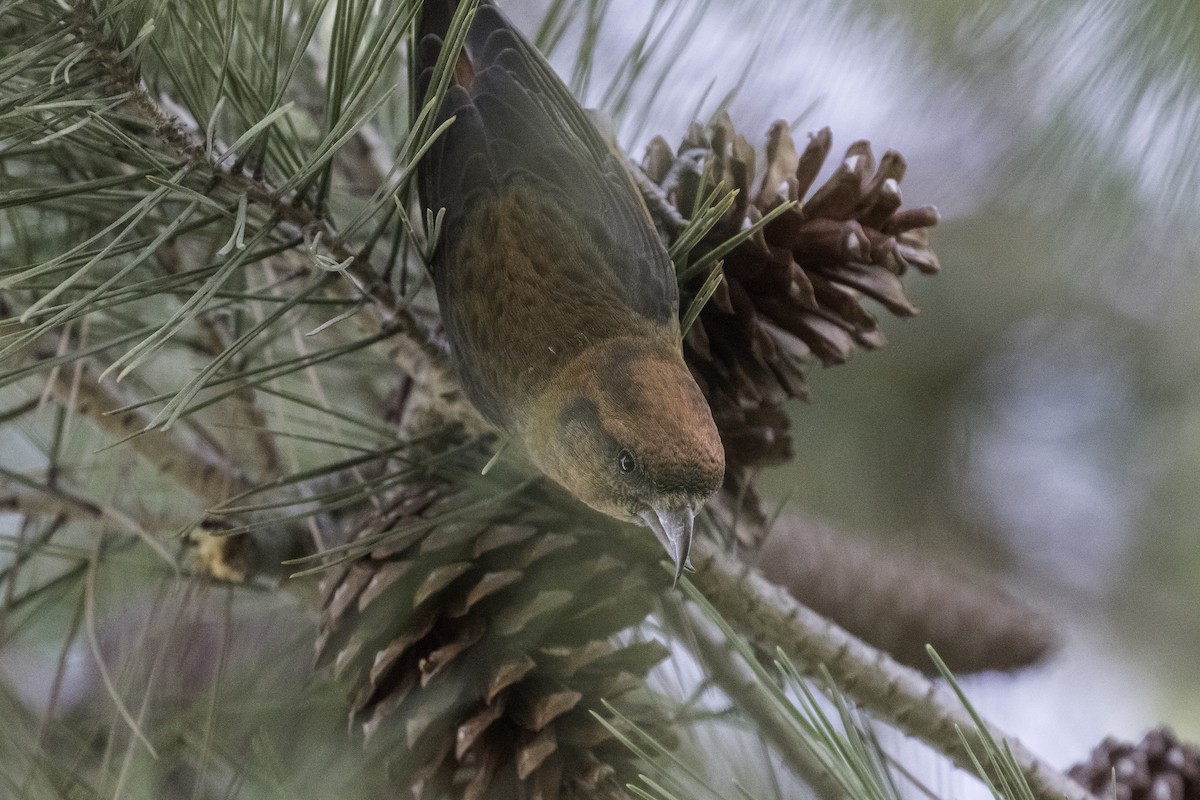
<box><xmin>686</xmin><ymin>537</ymin><xmax>1097</xmax><ymax>800</ymax></box>
<box><xmin>63</xmin><ymin>1</ymin><xmax>479</xmax><ymax>433</ymax></box>
<box><xmin>0</xmin><ymin>468</ymin><xmax>175</xmax><ymax>572</ymax></box>
<box><xmin>0</xmin><ymin>485</ymin><xmax>102</xmax><ymax>523</ymax></box>
<box><xmin>658</xmin><ymin>592</ymin><xmax>852</xmax><ymax>800</ymax></box>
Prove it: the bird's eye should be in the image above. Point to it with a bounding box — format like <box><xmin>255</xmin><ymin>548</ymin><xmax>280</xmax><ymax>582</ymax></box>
<box><xmin>617</xmin><ymin>449</ymin><xmax>637</xmax><ymax>474</ymax></box>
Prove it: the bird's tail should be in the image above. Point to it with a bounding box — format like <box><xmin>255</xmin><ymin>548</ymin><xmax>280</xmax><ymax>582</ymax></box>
<box><xmin>415</xmin><ymin>0</ymin><xmax>453</xmax><ymax>93</ymax></box>
<box><xmin>416</xmin><ymin>0</ymin><xmax>501</xmax><ymax>75</ymax></box>
<box><xmin>415</xmin><ymin>0</ymin><xmax>492</xmax><ymax>104</ymax></box>
<box><xmin>416</xmin><ymin>0</ymin><xmax>458</xmax><ymax>53</ymax></box>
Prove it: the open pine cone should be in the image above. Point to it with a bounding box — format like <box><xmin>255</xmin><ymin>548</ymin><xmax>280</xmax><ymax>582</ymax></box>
<box><xmin>316</xmin><ymin>470</ymin><xmax>673</xmax><ymax>800</ymax></box>
<box><xmin>642</xmin><ymin>114</ymin><xmax>939</xmax><ymax>543</ymax></box>
<box><xmin>1068</xmin><ymin>728</ymin><xmax>1200</xmax><ymax>800</ymax></box>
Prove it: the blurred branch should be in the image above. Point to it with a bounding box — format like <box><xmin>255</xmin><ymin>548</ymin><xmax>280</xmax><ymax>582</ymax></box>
<box><xmin>5</xmin><ymin>329</ymin><xmax>251</xmax><ymax>506</ymax></box>
<box><xmin>688</xmin><ymin>536</ymin><xmax>1097</xmax><ymax>800</ymax></box>
<box><xmin>0</xmin><ymin>469</ymin><xmax>175</xmax><ymax>570</ymax></box>
<box><xmin>0</xmin><ymin>484</ymin><xmax>102</xmax><ymax>523</ymax></box>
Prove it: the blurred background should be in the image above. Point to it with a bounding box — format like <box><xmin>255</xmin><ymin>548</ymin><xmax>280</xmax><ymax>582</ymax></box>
<box><xmin>503</xmin><ymin>0</ymin><xmax>1200</xmax><ymax>765</ymax></box>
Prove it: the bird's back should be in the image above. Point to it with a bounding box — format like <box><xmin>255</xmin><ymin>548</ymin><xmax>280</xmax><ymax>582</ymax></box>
<box><xmin>415</xmin><ymin>1</ymin><xmax>680</xmax><ymax>429</ymax></box>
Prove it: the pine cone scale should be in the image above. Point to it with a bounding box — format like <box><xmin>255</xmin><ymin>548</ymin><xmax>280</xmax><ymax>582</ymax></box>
<box><xmin>646</xmin><ymin>116</ymin><xmax>937</xmax><ymax>544</ymax></box>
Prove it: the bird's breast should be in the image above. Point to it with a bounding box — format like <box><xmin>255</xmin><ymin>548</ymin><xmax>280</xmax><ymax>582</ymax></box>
<box><xmin>435</xmin><ymin>178</ymin><xmax>674</xmax><ymax>432</ymax></box>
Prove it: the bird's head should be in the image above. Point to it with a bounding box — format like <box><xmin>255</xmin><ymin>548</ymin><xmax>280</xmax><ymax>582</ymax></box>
<box><xmin>525</xmin><ymin>337</ymin><xmax>725</xmax><ymax>583</ymax></box>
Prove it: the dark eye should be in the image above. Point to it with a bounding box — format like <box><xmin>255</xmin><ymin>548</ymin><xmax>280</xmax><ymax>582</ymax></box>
<box><xmin>617</xmin><ymin>449</ymin><xmax>637</xmax><ymax>474</ymax></box>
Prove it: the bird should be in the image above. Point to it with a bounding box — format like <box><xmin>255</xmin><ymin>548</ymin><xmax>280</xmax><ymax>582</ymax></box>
<box><xmin>415</xmin><ymin>0</ymin><xmax>725</xmax><ymax>583</ymax></box>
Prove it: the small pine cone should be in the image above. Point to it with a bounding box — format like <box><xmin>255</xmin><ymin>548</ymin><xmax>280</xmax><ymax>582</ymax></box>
<box><xmin>316</xmin><ymin>474</ymin><xmax>673</xmax><ymax>800</ymax></box>
<box><xmin>1068</xmin><ymin>728</ymin><xmax>1200</xmax><ymax>800</ymax></box>
<box><xmin>644</xmin><ymin>115</ymin><xmax>939</xmax><ymax>545</ymax></box>
<box><xmin>753</xmin><ymin>513</ymin><xmax>1055</xmax><ymax>674</ymax></box>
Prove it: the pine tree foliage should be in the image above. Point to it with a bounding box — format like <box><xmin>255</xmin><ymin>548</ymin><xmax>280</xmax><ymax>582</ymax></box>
<box><xmin>2</xmin><ymin>0</ymin><xmax>1184</xmax><ymax>798</ymax></box>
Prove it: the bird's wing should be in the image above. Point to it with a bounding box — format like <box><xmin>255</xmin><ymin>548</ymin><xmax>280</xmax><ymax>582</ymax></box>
<box><xmin>416</xmin><ymin>2</ymin><xmax>678</xmax><ymax>325</ymax></box>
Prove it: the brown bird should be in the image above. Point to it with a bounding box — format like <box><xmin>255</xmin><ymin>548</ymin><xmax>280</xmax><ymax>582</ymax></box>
<box><xmin>416</xmin><ymin>0</ymin><xmax>724</xmax><ymax>581</ymax></box>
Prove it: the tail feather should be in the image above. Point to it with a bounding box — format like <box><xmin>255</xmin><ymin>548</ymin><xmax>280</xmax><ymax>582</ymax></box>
<box><xmin>416</xmin><ymin>0</ymin><xmax>498</xmax><ymax>80</ymax></box>
<box><xmin>416</xmin><ymin>0</ymin><xmax>460</xmax><ymax>55</ymax></box>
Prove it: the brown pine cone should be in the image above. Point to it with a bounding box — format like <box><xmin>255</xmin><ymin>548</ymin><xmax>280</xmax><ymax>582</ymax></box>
<box><xmin>643</xmin><ymin>114</ymin><xmax>939</xmax><ymax>545</ymax></box>
<box><xmin>753</xmin><ymin>513</ymin><xmax>1056</xmax><ymax>675</ymax></box>
<box><xmin>315</xmin><ymin>470</ymin><xmax>673</xmax><ymax>800</ymax></box>
<box><xmin>1068</xmin><ymin>728</ymin><xmax>1200</xmax><ymax>800</ymax></box>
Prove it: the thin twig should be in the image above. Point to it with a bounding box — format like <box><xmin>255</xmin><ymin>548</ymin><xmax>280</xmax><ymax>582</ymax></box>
<box><xmin>0</xmin><ymin>486</ymin><xmax>103</xmax><ymax>521</ymax></box>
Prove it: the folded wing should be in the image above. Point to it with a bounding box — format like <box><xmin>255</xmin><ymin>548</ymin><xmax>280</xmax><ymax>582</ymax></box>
<box><xmin>415</xmin><ymin>1</ymin><xmax>677</xmax><ymax>325</ymax></box>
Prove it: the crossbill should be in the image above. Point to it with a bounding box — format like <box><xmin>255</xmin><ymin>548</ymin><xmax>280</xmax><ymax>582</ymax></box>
<box><xmin>416</xmin><ymin>0</ymin><xmax>725</xmax><ymax>582</ymax></box>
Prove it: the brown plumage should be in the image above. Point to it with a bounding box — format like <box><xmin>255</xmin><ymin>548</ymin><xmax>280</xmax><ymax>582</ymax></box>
<box><xmin>416</xmin><ymin>1</ymin><xmax>724</xmax><ymax>579</ymax></box>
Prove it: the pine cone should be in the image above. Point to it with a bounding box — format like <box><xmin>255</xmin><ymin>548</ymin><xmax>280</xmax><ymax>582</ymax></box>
<box><xmin>315</xmin><ymin>471</ymin><xmax>673</xmax><ymax>800</ymax></box>
<box><xmin>753</xmin><ymin>513</ymin><xmax>1055</xmax><ymax>675</ymax></box>
<box><xmin>643</xmin><ymin>114</ymin><xmax>939</xmax><ymax>545</ymax></box>
<box><xmin>1068</xmin><ymin>728</ymin><xmax>1200</xmax><ymax>800</ymax></box>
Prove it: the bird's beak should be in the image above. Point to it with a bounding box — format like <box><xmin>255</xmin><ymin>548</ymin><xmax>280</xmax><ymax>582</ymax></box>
<box><xmin>637</xmin><ymin>505</ymin><xmax>696</xmax><ymax>587</ymax></box>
